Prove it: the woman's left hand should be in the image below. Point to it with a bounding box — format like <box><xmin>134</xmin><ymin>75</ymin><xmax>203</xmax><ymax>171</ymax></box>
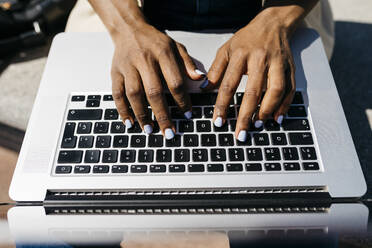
<box><xmin>202</xmin><ymin>8</ymin><xmax>298</xmax><ymax>142</ymax></box>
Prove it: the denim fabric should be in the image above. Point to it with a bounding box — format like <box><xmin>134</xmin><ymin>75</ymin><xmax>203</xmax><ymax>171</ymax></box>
<box><xmin>143</xmin><ymin>0</ymin><xmax>261</xmax><ymax>30</ymax></box>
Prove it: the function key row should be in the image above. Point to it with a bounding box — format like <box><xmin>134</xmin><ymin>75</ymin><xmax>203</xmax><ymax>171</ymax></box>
<box><xmin>55</xmin><ymin>161</ymin><xmax>319</xmax><ymax>174</ymax></box>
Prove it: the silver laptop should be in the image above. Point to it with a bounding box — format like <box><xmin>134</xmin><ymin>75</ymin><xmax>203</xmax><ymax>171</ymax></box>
<box><xmin>9</xmin><ymin>28</ymin><xmax>366</xmax><ymax>204</ymax></box>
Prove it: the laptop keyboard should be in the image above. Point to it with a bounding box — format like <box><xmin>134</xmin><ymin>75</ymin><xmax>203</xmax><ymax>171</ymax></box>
<box><xmin>53</xmin><ymin>91</ymin><xmax>321</xmax><ymax>176</ymax></box>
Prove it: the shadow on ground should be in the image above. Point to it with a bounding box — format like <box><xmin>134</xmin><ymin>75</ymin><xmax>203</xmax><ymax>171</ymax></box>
<box><xmin>330</xmin><ymin>21</ymin><xmax>372</xmax><ymax>197</ymax></box>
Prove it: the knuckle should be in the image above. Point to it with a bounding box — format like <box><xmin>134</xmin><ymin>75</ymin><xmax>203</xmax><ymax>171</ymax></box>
<box><xmin>214</xmin><ymin>104</ymin><xmax>228</xmax><ymax>116</ymax></box>
<box><xmin>112</xmin><ymin>89</ymin><xmax>124</xmax><ymax>101</ymax></box>
<box><xmin>168</xmin><ymin>79</ymin><xmax>184</xmax><ymax>94</ymax></box>
<box><xmin>146</xmin><ymin>87</ymin><xmax>163</xmax><ymax>100</ymax></box>
<box><xmin>136</xmin><ymin>113</ymin><xmax>148</xmax><ymax>123</ymax></box>
<box><xmin>270</xmin><ymin>83</ymin><xmax>285</xmax><ymax>95</ymax></box>
<box><xmin>244</xmin><ymin>87</ymin><xmax>260</xmax><ymax>98</ymax></box>
<box><xmin>156</xmin><ymin>115</ymin><xmax>170</xmax><ymax>125</ymax></box>
<box><xmin>220</xmin><ymin>84</ymin><xmax>235</xmax><ymax>96</ymax></box>
<box><xmin>232</xmin><ymin>47</ymin><xmax>247</xmax><ymax>59</ymax></box>
<box><xmin>126</xmin><ymin>85</ymin><xmax>143</xmax><ymax>99</ymax></box>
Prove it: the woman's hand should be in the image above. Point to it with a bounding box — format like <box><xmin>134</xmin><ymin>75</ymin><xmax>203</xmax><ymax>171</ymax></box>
<box><xmin>111</xmin><ymin>24</ymin><xmax>204</xmax><ymax>138</ymax></box>
<box><xmin>202</xmin><ymin>4</ymin><xmax>314</xmax><ymax>142</ymax></box>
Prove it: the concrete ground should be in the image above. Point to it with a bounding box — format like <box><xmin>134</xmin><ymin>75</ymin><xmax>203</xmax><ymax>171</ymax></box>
<box><xmin>0</xmin><ymin>0</ymin><xmax>371</xmax><ymax>199</ymax></box>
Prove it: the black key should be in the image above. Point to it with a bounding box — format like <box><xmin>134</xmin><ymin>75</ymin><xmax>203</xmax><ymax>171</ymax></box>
<box><xmin>152</xmin><ymin>121</ymin><xmax>160</xmax><ymax>133</ymax></box>
<box><xmin>288</xmin><ymin>106</ymin><xmax>307</xmax><ymax>117</ymax></box>
<box><xmin>170</xmin><ymin>108</ymin><xmax>184</xmax><ymax>119</ymax></box>
<box><xmin>192</xmin><ymin>149</ymin><xmax>208</xmax><ymax>162</ymax></box>
<box><xmin>237</xmin><ymin>135</ymin><xmax>252</xmax><ymax>146</ymax></box>
<box><xmin>96</xmin><ymin>135</ymin><xmax>111</xmax><ymax>148</ymax></box>
<box><xmin>236</xmin><ymin>92</ymin><xmax>244</xmax><ymax>105</ymax></box>
<box><xmin>300</xmin><ymin>147</ymin><xmax>317</xmax><ymax>160</ymax></box>
<box><xmin>74</xmin><ymin>165</ymin><xmax>91</xmax><ymax>174</ymax></box>
<box><xmin>196</xmin><ymin>120</ymin><xmax>211</xmax><ymax>132</ymax></box>
<box><xmin>156</xmin><ymin>149</ymin><xmax>172</xmax><ymax>162</ymax></box>
<box><xmin>179</xmin><ymin>120</ymin><xmax>194</xmax><ymax>132</ymax></box>
<box><xmin>138</xmin><ymin>149</ymin><xmax>154</xmax><ymax>162</ymax></box>
<box><xmin>58</xmin><ymin>150</ymin><xmax>83</xmax><ymax>164</ymax></box>
<box><xmin>183</xmin><ymin>134</ymin><xmax>199</xmax><ymax>147</ymax></box>
<box><xmin>201</xmin><ymin>134</ymin><xmax>216</xmax><ymax>146</ymax></box>
<box><xmin>102</xmin><ymin>150</ymin><xmax>118</xmax><ymax>163</ymax></box>
<box><xmin>148</xmin><ymin>135</ymin><xmax>163</xmax><ymax>147</ymax></box>
<box><xmin>86</xmin><ymin>99</ymin><xmax>100</xmax><ymax>108</ymax></box>
<box><xmin>112</xmin><ymin>165</ymin><xmax>128</xmax><ymax>173</ymax></box>
<box><xmin>210</xmin><ymin>149</ymin><xmax>226</xmax><ymax>161</ymax></box>
<box><xmin>284</xmin><ymin>163</ymin><xmax>300</xmax><ymax>171</ymax></box>
<box><xmin>61</xmin><ymin>136</ymin><xmax>77</xmax><ymax>148</ymax></box>
<box><xmin>226</xmin><ymin>163</ymin><xmax>243</xmax><ymax>172</ymax></box>
<box><xmin>166</xmin><ymin>135</ymin><xmax>181</xmax><ymax>147</ymax></box>
<box><xmin>131</xmin><ymin>135</ymin><xmax>146</xmax><ymax>147</ymax></box>
<box><xmin>94</xmin><ymin>122</ymin><xmax>109</xmax><ymax>133</ymax></box>
<box><xmin>246</xmin><ymin>148</ymin><xmax>263</xmax><ymax>161</ymax></box>
<box><xmin>127</xmin><ymin>122</ymin><xmax>142</xmax><ymax>133</ymax></box>
<box><xmin>203</xmin><ymin>107</ymin><xmax>214</xmax><ymax>118</ymax></box>
<box><xmin>71</xmin><ymin>95</ymin><xmax>85</xmax><ymax>101</ymax></box>
<box><xmin>253</xmin><ymin>133</ymin><xmax>269</xmax><ymax>146</ymax></box>
<box><xmin>219</xmin><ymin>134</ymin><xmax>234</xmax><ymax>146</ymax></box>
<box><xmin>213</xmin><ymin>122</ymin><xmax>228</xmax><ymax>132</ymax></box>
<box><xmin>264</xmin><ymin>148</ymin><xmax>281</xmax><ymax>161</ymax></box>
<box><xmin>303</xmin><ymin>162</ymin><xmax>320</xmax><ymax>170</ymax></box>
<box><xmin>165</xmin><ymin>93</ymin><xmax>176</xmax><ymax>106</ymax></box>
<box><xmin>228</xmin><ymin>148</ymin><xmax>244</xmax><ymax>161</ymax></box>
<box><xmin>104</xmin><ymin>109</ymin><xmax>119</xmax><ymax>120</ymax></box>
<box><xmin>292</xmin><ymin>91</ymin><xmax>304</xmax><ymax>104</ymax></box>
<box><xmin>227</xmin><ymin>107</ymin><xmax>236</xmax><ymax>118</ymax></box>
<box><xmin>230</xmin><ymin>120</ymin><xmax>237</xmax><ymax>131</ymax></box>
<box><xmin>77</xmin><ymin>122</ymin><xmax>92</xmax><ymax>134</ymax></box>
<box><xmin>78</xmin><ymin>136</ymin><xmax>94</xmax><ymax>148</ymax></box>
<box><xmin>169</xmin><ymin>164</ymin><xmax>185</xmax><ymax>172</ymax></box>
<box><xmin>175</xmin><ymin>149</ymin><xmax>190</xmax><ymax>162</ymax></box>
<box><xmin>150</xmin><ymin>164</ymin><xmax>166</xmax><ymax>173</ymax></box>
<box><xmin>265</xmin><ymin>120</ymin><xmax>280</xmax><ymax>131</ymax></box>
<box><xmin>264</xmin><ymin>163</ymin><xmax>281</xmax><ymax>171</ymax></box>
<box><xmin>63</xmin><ymin>122</ymin><xmax>75</xmax><ymax>138</ymax></box>
<box><xmin>120</xmin><ymin>150</ymin><xmax>136</xmax><ymax>163</ymax></box>
<box><xmin>188</xmin><ymin>164</ymin><xmax>205</xmax><ymax>172</ymax></box>
<box><xmin>282</xmin><ymin>119</ymin><xmax>310</xmax><ymax>131</ymax></box>
<box><xmin>67</xmin><ymin>109</ymin><xmax>102</xmax><ymax>120</ymax></box>
<box><xmin>131</xmin><ymin>165</ymin><xmax>147</xmax><ymax>173</ymax></box>
<box><xmin>103</xmin><ymin>95</ymin><xmax>113</xmax><ymax>101</ymax></box>
<box><xmin>190</xmin><ymin>93</ymin><xmax>217</xmax><ymax>105</ymax></box>
<box><xmin>56</xmin><ymin>165</ymin><xmax>72</xmax><ymax>174</ymax></box>
<box><xmin>93</xmin><ymin>165</ymin><xmax>109</xmax><ymax>173</ymax></box>
<box><xmin>111</xmin><ymin>122</ymin><xmax>125</xmax><ymax>133</ymax></box>
<box><xmin>271</xmin><ymin>133</ymin><xmax>287</xmax><ymax>145</ymax></box>
<box><xmin>207</xmin><ymin>164</ymin><xmax>224</xmax><ymax>172</ymax></box>
<box><xmin>289</xmin><ymin>132</ymin><xmax>313</xmax><ymax>145</ymax></box>
<box><xmin>245</xmin><ymin>163</ymin><xmax>262</xmax><ymax>171</ymax></box>
<box><xmin>88</xmin><ymin>95</ymin><xmax>101</xmax><ymax>100</ymax></box>
<box><xmin>192</xmin><ymin>107</ymin><xmax>202</xmax><ymax>118</ymax></box>
<box><xmin>113</xmin><ymin>135</ymin><xmax>129</xmax><ymax>148</ymax></box>
<box><xmin>84</xmin><ymin>150</ymin><xmax>100</xmax><ymax>163</ymax></box>
<box><xmin>282</xmin><ymin>147</ymin><xmax>299</xmax><ymax>160</ymax></box>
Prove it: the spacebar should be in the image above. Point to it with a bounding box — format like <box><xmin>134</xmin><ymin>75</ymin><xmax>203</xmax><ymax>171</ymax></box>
<box><xmin>67</xmin><ymin>109</ymin><xmax>103</xmax><ymax>120</ymax></box>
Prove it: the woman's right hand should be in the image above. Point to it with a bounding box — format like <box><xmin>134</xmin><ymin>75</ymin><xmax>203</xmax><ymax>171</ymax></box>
<box><xmin>111</xmin><ymin>23</ymin><xmax>204</xmax><ymax>139</ymax></box>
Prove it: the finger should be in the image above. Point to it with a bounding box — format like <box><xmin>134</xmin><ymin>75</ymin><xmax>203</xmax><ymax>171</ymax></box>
<box><xmin>274</xmin><ymin>57</ymin><xmax>296</xmax><ymax>124</ymax></box>
<box><xmin>175</xmin><ymin>42</ymin><xmax>205</xmax><ymax>80</ymax></box>
<box><xmin>203</xmin><ymin>45</ymin><xmax>229</xmax><ymax>90</ymax></box>
<box><xmin>159</xmin><ymin>48</ymin><xmax>193</xmax><ymax>119</ymax></box>
<box><xmin>235</xmin><ymin>54</ymin><xmax>266</xmax><ymax>141</ymax></box>
<box><xmin>256</xmin><ymin>57</ymin><xmax>286</xmax><ymax>127</ymax></box>
<box><xmin>212</xmin><ymin>55</ymin><xmax>246</xmax><ymax>127</ymax></box>
<box><xmin>123</xmin><ymin>65</ymin><xmax>153</xmax><ymax>134</ymax></box>
<box><xmin>138</xmin><ymin>61</ymin><xmax>175</xmax><ymax>139</ymax></box>
<box><xmin>111</xmin><ymin>69</ymin><xmax>134</xmax><ymax>128</ymax></box>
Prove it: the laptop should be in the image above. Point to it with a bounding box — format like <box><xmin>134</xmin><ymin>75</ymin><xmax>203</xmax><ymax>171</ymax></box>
<box><xmin>9</xmin><ymin>28</ymin><xmax>366</xmax><ymax>205</ymax></box>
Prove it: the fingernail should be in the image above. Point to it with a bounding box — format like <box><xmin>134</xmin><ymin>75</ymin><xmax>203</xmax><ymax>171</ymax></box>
<box><xmin>164</xmin><ymin>128</ymin><xmax>175</xmax><ymax>140</ymax></box>
<box><xmin>195</xmin><ymin>69</ymin><xmax>205</xmax><ymax>76</ymax></box>
<box><xmin>143</xmin><ymin>124</ymin><xmax>153</xmax><ymax>134</ymax></box>
<box><xmin>199</xmin><ymin>79</ymin><xmax>209</xmax><ymax>89</ymax></box>
<box><xmin>124</xmin><ymin>119</ymin><xmax>132</xmax><ymax>129</ymax></box>
<box><xmin>214</xmin><ymin>117</ymin><xmax>223</xmax><ymax>127</ymax></box>
<box><xmin>237</xmin><ymin>130</ymin><xmax>247</xmax><ymax>142</ymax></box>
<box><xmin>276</xmin><ymin>115</ymin><xmax>284</xmax><ymax>125</ymax></box>
<box><xmin>254</xmin><ymin>120</ymin><xmax>263</xmax><ymax>128</ymax></box>
<box><xmin>184</xmin><ymin>110</ymin><xmax>192</xmax><ymax>119</ymax></box>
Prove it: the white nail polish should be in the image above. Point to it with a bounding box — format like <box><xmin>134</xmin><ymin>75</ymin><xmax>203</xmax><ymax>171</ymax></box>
<box><xmin>214</xmin><ymin>117</ymin><xmax>223</xmax><ymax>127</ymax></box>
<box><xmin>124</xmin><ymin>119</ymin><xmax>132</xmax><ymax>129</ymax></box>
<box><xmin>254</xmin><ymin>120</ymin><xmax>263</xmax><ymax>128</ymax></box>
<box><xmin>195</xmin><ymin>69</ymin><xmax>205</xmax><ymax>76</ymax></box>
<box><xmin>184</xmin><ymin>110</ymin><xmax>192</xmax><ymax>120</ymax></box>
<box><xmin>237</xmin><ymin>130</ymin><xmax>247</xmax><ymax>142</ymax></box>
<box><xmin>276</xmin><ymin>115</ymin><xmax>284</xmax><ymax>125</ymax></box>
<box><xmin>164</xmin><ymin>128</ymin><xmax>175</xmax><ymax>140</ymax></box>
<box><xmin>143</xmin><ymin>124</ymin><xmax>153</xmax><ymax>134</ymax></box>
